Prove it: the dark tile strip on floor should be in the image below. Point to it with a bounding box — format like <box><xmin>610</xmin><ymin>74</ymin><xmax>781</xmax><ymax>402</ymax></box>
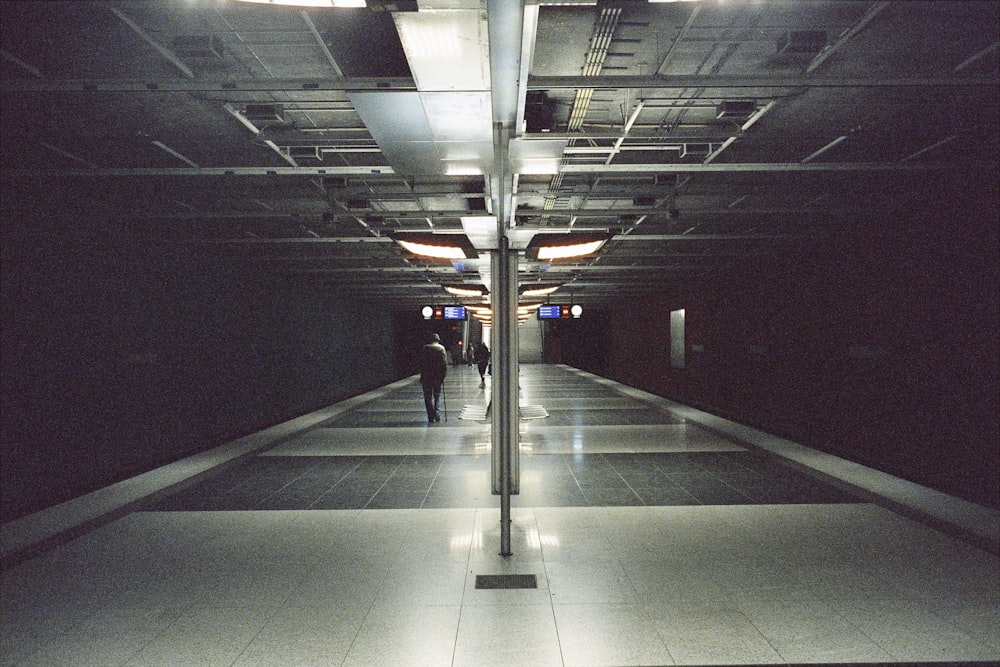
<box><xmin>146</xmin><ymin>451</ymin><xmax>863</xmax><ymax>512</ymax></box>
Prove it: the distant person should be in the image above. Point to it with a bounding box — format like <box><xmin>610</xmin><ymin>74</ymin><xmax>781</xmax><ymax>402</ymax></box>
<box><xmin>475</xmin><ymin>341</ymin><xmax>490</xmax><ymax>388</ymax></box>
<box><xmin>419</xmin><ymin>333</ymin><xmax>449</xmax><ymax>423</ymax></box>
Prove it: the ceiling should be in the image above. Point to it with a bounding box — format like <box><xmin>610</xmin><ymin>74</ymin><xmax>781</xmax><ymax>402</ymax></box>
<box><xmin>1</xmin><ymin>0</ymin><xmax>997</xmax><ymax>311</ymax></box>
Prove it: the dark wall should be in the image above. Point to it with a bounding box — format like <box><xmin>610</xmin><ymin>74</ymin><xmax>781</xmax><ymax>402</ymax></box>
<box><xmin>562</xmin><ymin>176</ymin><xmax>999</xmax><ymax>509</ymax></box>
<box><xmin>1</xmin><ymin>192</ymin><xmax>399</xmax><ymax>521</ymax></box>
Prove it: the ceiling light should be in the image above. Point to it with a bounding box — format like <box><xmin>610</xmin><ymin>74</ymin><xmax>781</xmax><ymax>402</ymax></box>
<box><xmin>396</xmin><ymin>241</ymin><xmax>466</xmax><ymax>260</ymax></box>
<box><xmin>392</xmin><ymin>233</ymin><xmax>478</xmax><ymax>260</ymax></box>
<box><xmin>537</xmin><ymin>240</ymin><xmax>605</xmax><ymax>260</ymax></box>
<box><xmin>526</xmin><ymin>233</ymin><xmax>612</xmax><ymax>261</ymax></box>
<box><xmin>520</xmin><ymin>284</ymin><xmax>561</xmax><ymax>297</ymax></box>
<box><xmin>444</xmin><ymin>284</ymin><xmax>489</xmax><ymax>297</ymax></box>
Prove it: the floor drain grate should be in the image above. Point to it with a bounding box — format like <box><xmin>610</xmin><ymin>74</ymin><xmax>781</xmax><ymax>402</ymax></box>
<box><xmin>475</xmin><ymin>574</ymin><xmax>538</xmax><ymax>590</ymax></box>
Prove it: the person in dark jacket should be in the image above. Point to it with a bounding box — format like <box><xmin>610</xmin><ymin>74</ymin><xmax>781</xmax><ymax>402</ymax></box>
<box><xmin>475</xmin><ymin>341</ymin><xmax>490</xmax><ymax>388</ymax></box>
<box><xmin>419</xmin><ymin>333</ymin><xmax>449</xmax><ymax>423</ymax></box>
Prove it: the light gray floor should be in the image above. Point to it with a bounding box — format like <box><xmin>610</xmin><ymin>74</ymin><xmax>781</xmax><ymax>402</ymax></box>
<box><xmin>1</xmin><ymin>365</ymin><xmax>998</xmax><ymax>666</ymax></box>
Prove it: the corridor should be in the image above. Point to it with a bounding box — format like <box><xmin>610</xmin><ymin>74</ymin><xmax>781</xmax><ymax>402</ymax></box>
<box><xmin>1</xmin><ymin>364</ymin><xmax>997</xmax><ymax>666</ymax></box>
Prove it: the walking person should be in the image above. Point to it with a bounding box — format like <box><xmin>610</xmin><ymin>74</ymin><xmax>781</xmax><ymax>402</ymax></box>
<box><xmin>419</xmin><ymin>333</ymin><xmax>449</xmax><ymax>423</ymax></box>
<box><xmin>475</xmin><ymin>341</ymin><xmax>491</xmax><ymax>388</ymax></box>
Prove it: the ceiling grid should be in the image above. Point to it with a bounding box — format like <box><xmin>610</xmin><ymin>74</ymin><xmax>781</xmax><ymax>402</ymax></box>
<box><xmin>0</xmin><ymin>0</ymin><xmax>996</xmax><ymax>308</ymax></box>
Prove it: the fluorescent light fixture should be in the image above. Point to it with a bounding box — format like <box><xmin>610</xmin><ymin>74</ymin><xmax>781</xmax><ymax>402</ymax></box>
<box><xmin>444</xmin><ymin>284</ymin><xmax>489</xmax><ymax>297</ymax></box>
<box><xmin>235</xmin><ymin>0</ymin><xmax>366</xmax><ymax>6</ymax></box>
<box><xmin>396</xmin><ymin>240</ymin><xmax>466</xmax><ymax>260</ymax></box>
<box><xmin>526</xmin><ymin>233</ymin><xmax>612</xmax><ymax>261</ymax></box>
<box><xmin>444</xmin><ymin>165</ymin><xmax>484</xmax><ymax>177</ymax></box>
<box><xmin>537</xmin><ymin>240</ymin><xmax>605</xmax><ymax>260</ymax></box>
<box><xmin>396</xmin><ymin>18</ymin><xmax>461</xmax><ymax>61</ymax></box>
<box><xmin>520</xmin><ymin>284</ymin><xmax>561</xmax><ymax>297</ymax></box>
<box><xmin>391</xmin><ymin>232</ymin><xmax>478</xmax><ymax>260</ymax></box>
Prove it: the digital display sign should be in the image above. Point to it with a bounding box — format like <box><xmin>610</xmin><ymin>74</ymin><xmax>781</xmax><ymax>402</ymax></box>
<box><xmin>422</xmin><ymin>305</ymin><xmax>467</xmax><ymax>320</ymax></box>
<box><xmin>537</xmin><ymin>305</ymin><xmax>566</xmax><ymax>319</ymax></box>
<box><xmin>537</xmin><ymin>304</ymin><xmax>582</xmax><ymax>320</ymax></box>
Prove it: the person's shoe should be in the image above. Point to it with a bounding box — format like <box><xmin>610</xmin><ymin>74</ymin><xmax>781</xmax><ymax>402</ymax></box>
<box><xmin>479</xmin><ymin>380</ymin><xmax>485</xmax><ymax>388</ymax></box>
<box><xmin>434</xmin><ymin>413</ymin><xmax>441</xmax><ymax>422</ymax></box>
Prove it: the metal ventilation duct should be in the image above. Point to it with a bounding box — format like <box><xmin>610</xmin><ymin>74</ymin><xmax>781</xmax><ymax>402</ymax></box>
<box><xmin>348</xmin><ymin>1</ymin><xmax>493</xmax><ymax>177</ymax></box>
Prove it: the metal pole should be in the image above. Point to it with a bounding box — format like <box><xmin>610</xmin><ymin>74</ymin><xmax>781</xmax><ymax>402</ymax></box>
<box><xmin>492</xmin><ymin>241</ymin><xmax>518</xmax><ymax>557</ymax></box>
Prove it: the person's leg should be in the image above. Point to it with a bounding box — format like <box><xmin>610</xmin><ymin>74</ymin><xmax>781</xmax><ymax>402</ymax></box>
<box><xmin>432</xmin><ymin>383</ymin><xmax>442</xmax><ymax>421</ymax></box>
<box><xmin>422</xmin><ymin>381</ymin><xmax>435</xmax><ymax>422</ymax></box>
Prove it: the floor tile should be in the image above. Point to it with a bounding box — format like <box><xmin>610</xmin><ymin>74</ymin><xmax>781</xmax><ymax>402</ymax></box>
<box><xmin>341</xmin><ymin>604</ymin><xmax>461</xmax><ymax>667</ymax></box>
<box><xmin>453</xmin><ymin>604</ymin><xmax>563</xmax><ymax>667</ymax></box>
<box><xmin>230</xmin><ymin>605</ymin><xmax>368</xmax><ymax>667</ymax></box>
<box><xmin>737</xmin><ymin>598</ymin><xmax>894</xmax><ymax>662</ymax></box>
<box><xmin>553</xmin><ymin>603</ymin><xmax>675</xmax><ymax>667</ymax></box>
<box><xmin>645</xmin><ymin>600</ymin><xmax>784</xmax><ymax>665</ymax></box>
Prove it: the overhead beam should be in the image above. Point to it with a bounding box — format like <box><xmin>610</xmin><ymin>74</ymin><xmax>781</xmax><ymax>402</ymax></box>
<box><xmin>4</xmin><ymin>74</ymin><xmax>994</xmax><ymax>94</ymax></box>
<box><xmin>7</xmin><ymin>166</ymin><xmax>396</xmax><ymax>176</ymax></box>
<box><xmin>190</xmin><ymin>236</ymin><xmax>394</xmax><ymax>244</ymax></box>
<box><xmin>301</xmin><ymin>11</ymin><xmax>344</xmax><ymax>78</ymax></box>
<box><xmin>108</xmin><ymin>8</ymin><xmax>195</xmax><ymax>79</ymax></box>
<box><xmin>125</xmin><ymin>207</ymin><xmax>849</xmax><ymax>222</ymax></box>
<box><xmin>806</xmin><ymin>1</ymin><xmax>891</xmax><ymax>74</ymax></box>
<box><xmin>0</xmin><ymin>78</ymin><xmax>416</xmax><ymax>93</ymax></box>
<box><xmin>527</xmin><ymin>75</ymin><xmax>996</xmax><ymax>89</ymax></box>
<box><xmin>0</xmin><ymin>49</ymin><xmax>44</xmax><ymax>78</ymax></box>
<box><xmin>559</xmin><ymin>162</ymin><xmax>966</xmax><ymax>173</ymax></box>
<box><xmin>6</xmin><ymin>161</ymin><xmax>963</xmax><ymax>178</ymax></box>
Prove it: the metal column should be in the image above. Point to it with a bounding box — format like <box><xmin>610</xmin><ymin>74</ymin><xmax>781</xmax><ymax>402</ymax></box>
<box><xmin>487</xmin><ymin>0</ymin><xmax>530</xmax><ymax>557</ymax></box>
<box><xmin>491</xmin><ymin>225</ymin><xmax>520</xmax><ymax>556</ymax></box>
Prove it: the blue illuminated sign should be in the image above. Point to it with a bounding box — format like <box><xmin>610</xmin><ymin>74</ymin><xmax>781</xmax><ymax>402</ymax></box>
<box><xmin>537</xmin><ymin>304</ymin><xmax>582</xmax><ymax>320</ymax></box>
<box><xmin>422</xmin><ymin>305</ymin><xmax>467</xmax><ymax>320</ymax></box>
<box><xmin>537</xmin><ymin>305</ymin><xmax>568</xmax><ymax>319</ymax></box>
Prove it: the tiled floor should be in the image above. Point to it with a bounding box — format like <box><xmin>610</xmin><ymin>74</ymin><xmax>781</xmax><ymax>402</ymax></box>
<box><xmin>1</xmin><ymin>364</ymin><xmax>998</xmax><ymax>666</ymax></box>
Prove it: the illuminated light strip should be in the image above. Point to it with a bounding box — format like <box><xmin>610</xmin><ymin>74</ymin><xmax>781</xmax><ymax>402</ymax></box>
<box><xmin>536</xmin><ymin>239</ymin><xmax>606</xmax><ymax>260</ymax></box>
<box><xmin>444</xmin><ymin>286</ymin><xmax>486</xmax><ymax>297</ymax></box>
<box><xmin>521</xmin><ymin>285</ymin><xmax>560</xmax><ymax>297</ymax></box>
<box><xmin>396</xmin><ymin>240</ymin><xmax>467</xmax><ymax>260</ymax></box>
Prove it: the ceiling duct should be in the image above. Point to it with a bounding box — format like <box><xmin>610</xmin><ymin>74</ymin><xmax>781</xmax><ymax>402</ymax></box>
<box><xmin>349</xmin><ymin>3</ymin><xmax>493</xmax><ymax>177</ymax></box>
